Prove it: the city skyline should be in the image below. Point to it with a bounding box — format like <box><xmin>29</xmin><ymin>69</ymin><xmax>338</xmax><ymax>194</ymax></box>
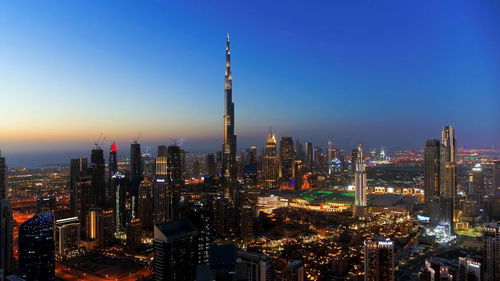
<box><xmin>1</xmin><ymin>2</ymin><xmax>500</xmax><ymax>280</ymax></box>
<box><xmin>1</xmin><ymin>0</ymin><xmax>500</xmax><ymax>166</ymax></box>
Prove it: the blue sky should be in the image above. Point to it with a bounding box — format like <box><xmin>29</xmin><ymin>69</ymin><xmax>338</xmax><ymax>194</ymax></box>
<box><xmin>0</xmin><ymin>0</ymin><xmax>499</xmax><ymax>165</ymax></box>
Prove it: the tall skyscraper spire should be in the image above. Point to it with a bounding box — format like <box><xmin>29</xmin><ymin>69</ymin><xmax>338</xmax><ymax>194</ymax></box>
<box><xmin>355</xmin><ymin>144</ymin><xmax>367</xmax><ymax>207</ymax></box>
<box><xmin>222</xmin><ymin>33</ymin><xmax>237</xmax><ymax>199</ymax></box>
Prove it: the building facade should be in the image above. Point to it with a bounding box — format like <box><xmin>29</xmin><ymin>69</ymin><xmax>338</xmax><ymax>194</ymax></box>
<box><xmin>18</xmin><ymin>212</ymin><xmax>55</xmax><ymax>281</ymax></box>
<box><xmin>222</xmin><ymin>34</ymin><xmax>238</xmax><ymax>200</ymax></box>
<box><xmin>354</xmin><ymin>144</ymin><xmax>367</xmax><ymax>207</ymax></box>
<box><xmin>153</xmin><ymin>219</ymin><xmax>199</xmax><ymax>281</ymax></box>
<box><xmin>364</xmin><ymin>239</ymin><xmax>394</xmax><ymax>281</ymax></box>
<box><xmin>264</xmin><ymin>133</ymin><xmax>279</xmax><ymax>189</ymax></box>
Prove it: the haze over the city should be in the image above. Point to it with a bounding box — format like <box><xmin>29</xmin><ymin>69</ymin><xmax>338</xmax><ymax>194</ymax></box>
<box><xmin>1</xmin><ymin>0</ymin><xmax>499</xmax><ymax>167</ymax></box>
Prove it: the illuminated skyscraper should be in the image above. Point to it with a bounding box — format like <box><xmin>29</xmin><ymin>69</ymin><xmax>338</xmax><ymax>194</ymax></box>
<box><xmin>424</xmin><ymin>140</ymin><xmax>440</xmax><ymax>211</ymax></box>
<box><xmin>484</xmin><ymin>223</ymin><xmax>500</xmax><ymax>281</ymax></box>
<box><xmin>18</xmin><ymin>212</ymin><xmax>55</xmax><ymax>281</ymax></box>
<box><xmin>354</xmin><ymin>144</ymin><xmax>367</xmax><ymax>207</ymax></box>
<box><xmin>0</xmin><ymin>151</ymin><xmax>6</xmax><ymax>200</ymax></box>
<box><xmin>351</xmin><ymin>148</ymin><xmax>358</xmax><ymax>183</ymax></box>
<box><xmin>379</xmin><ymin>147</ymin><xmax>386</xmax><ymax>162</ymax></box>
<box><xmin>279</xmin><ymin>137</ymin><xmax>294</xmax><ymax>181</ymax></box>
<box><xmin>240</xmin><ymin>204</ymin><xmax>254</xmax><ymax>243</ymax></box>
<box><xmin>130</xmin><ymin>141</ymin><xmax>142</xmax><ymax>183</ymax></box>
<box><xmin>109</xmin><ymin>142</ymin><xmax>117</xmax><ymax>177</ymax></box>
<box><xmin>264</xmin><ymin>133</ymin><xmax>279</xmax><ymax>189</ymax></box>
<box><xmin>327</xmin><ymin>140</ymin><xmax>337</xmax><ymax>175</ymax></box>
<box><xmin>127</xmin><ymin>218</ymin><xmax>142</xmax><ymax>253</ymax></box>
<box><xmin>111</xmin><ymin>172</ymin><xmax>127</xmax><ymax>230</ymax></box>
<box><xmin>222</xmin><ymin>33</ymin><xmax>237</xmax><ymax>199</ymax></box>
<box><xmin>0</xmin><ymin>199</ymin><xmax>13</xmax><ymax>276</ymax></box>
<box><xmin>71</xmin><ymin>162</ymin><xmax>92</xmax><ymax>238</ymax></box>
<box><xmin>97</xmin><ymin>209</ymin><xmax>115</xmax><ymax>248</ymax></box>
<box><xmin>154</xmin><ymin>156</ymin><xmax>171</xmax><ymax>224</ymax></box>
<box><xmin>305</xmin><ymin>142</ymin><xmax>313</xmax><ymax>164</ymax></box>
<box><xmin>441</xmin><ymin>126</ymin><xmax>456</xmax><ymax>164</ymax></box>
<box><xmin>86</xmin><ymin>207</ymin><xmax>100</xmax><ymax>240</ymax></box>
<box><xmin>70</xmin><ymin>157</ymin><xmax>88</xmax><ymax>217</ymax></box>
<box><xmin>364</xmin><ymin>239</ymin><xmax>394</xmax><ymax>281</ymax></box>
<box><xmin>312</xmin><ymin>145</ymin><xmax>321</xmax><ymax>165</ymax></box>
<box><xmin>108</xmin><ymin>142</ymin><xmax>117</xmax><ymax>197</ymax></box>
<box><xmin>54</xmin><ymin>217</ymin><xmax>81</xmax><ymax>260</ymax></box>
<box><xmin>469</xmin><ymin>164</ymin><xmax>484</xmax><ymax>195</ymax></box>
<box><xmin>91</xmin><ymin>146</ymin><xmax>106</xmax><ymax>207</ymax></box>
<box><xmin>86</xmin><ymin>207</ymin><xmax>114</xmax><ymax>247</ymax></box>
<box><xmin>439</xmin><ymin>126</ymin><xmax>456</xmax><ymax>233</ymax></box>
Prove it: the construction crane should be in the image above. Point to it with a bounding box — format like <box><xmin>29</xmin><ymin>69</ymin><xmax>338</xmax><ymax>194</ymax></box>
<box><xmin>94</xmin><ymin>133</ymin><xmax>105</xmax><ymax>149</ymax></box>
<box><xmin>134</xmin><ymin>132</ymin><xmax>142</xmax><ymax>144</ymax></box>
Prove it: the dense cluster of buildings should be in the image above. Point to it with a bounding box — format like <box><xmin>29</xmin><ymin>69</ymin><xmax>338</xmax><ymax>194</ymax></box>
<box><xmin>0</xmin><ymin>35</ymin><xmax>499</xmax><ymax>281</ymax></box>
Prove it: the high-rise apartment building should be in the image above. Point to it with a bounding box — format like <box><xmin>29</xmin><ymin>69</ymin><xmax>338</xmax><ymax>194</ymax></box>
<box><xmin>236</xmin><ymin>250</ymin><xmax>276</xmax><ymax>281</ymax></box>
<box><xmin>279</xmin><ymin>137</ymin><xmax>294</xmax><ymax>181</ymax></box>
<box><xmin>305</xmin><ymin>142</ymin><xmax>313</xmax><ymax>164</ymax></box>
<box><xmin>0</xmin><ymin>151</ymin><xmax>7</xmax><ymax>200</ymax></box>
<box><xmin>364</xmin><ymin>239</ymin><xmax>394</xmax><ymax>281</ymax></box>
<box><xmin>154</xmin><ymin>156</ymin><xmax>172</xmax><ymax>224</ymax></box>
<box><xmin>138</xmin><ymin>180</ymin><xmax>153</xmax><ymax>231</ymax></box>
<box><xmin>108</xmin><ymin>142</ymin><xmax>117</xmax><ymax>198</ymax></box>
<box><xmin>167</xmin><ymin>145</ymin><xmax>183</xmax><ymax>220</ymax></box>
<box><xmin>70</xmin><ymin>157</ymin><xmax>88</xmax><ymax>217</ymax></box>
<box><xmin>351</xmin><ymin>148</ymin><xmax>358</xmax><ymax>183</ymax></box>
<box><xmin>111</xmin><ymin>172</ymin><xmax>127</xmax><ymax>230</ymax></box>
<box><xmin>109</xmin><ymin>142</ymin><xmax>118</xmax><ymax>177</ymax></box>
<box><xmin>91</xmin><ymin>147</ymin><xmax>106</xmax><ymax>207</ymax></box>
<box><xmin>457</xmin><ymin>257</ymin><xmax>481</xmax><ymax>281</ymax></box>
<box><xmin>127</xmin><ymin>218</ymin><xmax>142</xmax><ymax>253</ymax></box>
<box><xmin>424</xmin><ymin>139</ymin><xmax>440</xmax><ymax>211</ymax></box>
<box><xmin>130</xmin><ymin>141</ymin><xmax>142</xmax><ymax>183</ymax></box>
<box><xmin>97</xmin><ymin>209</ymin><xmax>115</xmax><ymax>248</ymax></box>
<box><xmin>18</xmin><ymin>212</ymin><xmax>55</xmax><ymax>281</ymax></box>
<box><xmin>0</xmin><ymin>200</ymin><xmax>13</xmax><ymax>276</ymax></box>
<box><xmin>439</xmin><ymin>126</ymin><xmax>456</xmax><ymax>234</ymax></box>
<box><xmin>264</xmin><ymin>133</ymin><xmax>279</xmax><ymax>189</ymax></box>
<box><xmin>55</xmin><ymin>217</ymin><xmax>82</xmax><ymax>260</ymax></box>
<box><xmin>206</xmin><ymin>153</ymin><xmax>217</xmax><ymax>177</ymax></box>
<box><xmin>484</xmin><ymin>223</ymin><xmax>500</xmax><ymax>281</ymax></box>
<box><xmin>494</xmin><ymin>161</ymin><xmax>500</xmax><ymax>192</ymax></box>
<box><xmin>469</xmin><ymin>164</ymin><xmax>484</xmax><ymax>195</ymax></box>
<box><xmin>79</xmin><ymin>177</ymin><xmax>93</xmax><ymax>238</ymax></box>
<box><xmin>153</xmin><ymin>219</ymin><xmax>199</xmax><ymax>281</ymax></box>
<box><xmin>167</xmin><ymin>145</ymin><xmax>183</xmax><ymax>184</ymax></box>
<box><xmin>295</xmin><ymin>140</ymin><xmax>304</xmax><ymax>162</ymax></box>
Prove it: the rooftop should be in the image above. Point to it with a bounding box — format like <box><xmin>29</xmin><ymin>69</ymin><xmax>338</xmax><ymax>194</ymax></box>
<box><xmin>155</xmin><ymin>218</ymin><xmax>198</xmax><ymax>243</ymax></box>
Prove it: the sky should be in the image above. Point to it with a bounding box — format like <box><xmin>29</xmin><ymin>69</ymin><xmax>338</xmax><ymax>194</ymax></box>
<box><xmin>0</xmin><ymin>0</ymin><xmax>499</xmax><ymax>167</ymax></box>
